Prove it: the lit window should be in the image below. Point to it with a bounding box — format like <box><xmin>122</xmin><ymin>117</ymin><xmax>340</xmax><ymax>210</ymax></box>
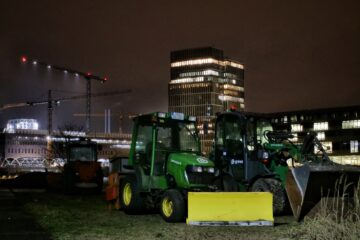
<box><xmin>350</xmin><ymin>140</ymin><xmax>359</xmax><ymax>153</ymax></box>
<box><xmin>317</xmin><ymin>132</ymin><xmax>325</xmax><ymax>140</ymax></box>
<box><xmin>291</xmin><ymin>124</ymin><xmax>303</xmax><ymax>132</ymax></box>
<box><xmin>282</xmin><ymin>116</ymin><xmax>288</xmax><ymax>123</ymax></box>
<box><xmin>342</xmin><ymin>120</ymin><xmax>360</xmax><ymax>129</ymax></box>
<box><xmin>314</xmin><ymin>122</ymin><xmax>328</xmax><ymax>131</ymax></box>
<box><xmin>292</xmin><ymin>133</ymin><xmax>298</xmax><ymax>142</ymax></box>
<box><xmin>291</xmin><ymin>115</ymin><xmax>297</xmax><ymax>122</ymax></box>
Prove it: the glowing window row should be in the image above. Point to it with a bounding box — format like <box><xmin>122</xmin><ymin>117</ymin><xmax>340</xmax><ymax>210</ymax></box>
<box><xmin>223</xmin><ymin>84</ymin><xmax>243</xmax><ymax>91</ymax></box>
<box><xmin>170</xmin><ymin>77</ymin><xmax>238</xmax><ymax>85</ymax></box>
<box><xmin>170</xmin><ymin>77</ymin><xmax>205</xmax><ymax>84</ymax></box>
<box><xmin>314</xmin><ymin>122</ymin><xmax>328</xmax><ymax>131</ymax></box>
<box><xmin>342</xmin><ymin>120</ymin><xmax>360</xmax><ymax>129</ymax></box>
<box><xmin>179</xmin><ymin>69</ymin><xmax>219</xmax><ymax>77</ymax></box>
<box><xmin>218</xmin><ymin>95</ymin><xmax>244</xmax><ymax>103</ymax></box>
<box><xmin>171</xmin><ymin>58</ymin><xmax>244</xmax><ymax>69</ymax></box>
<box><xmin>223</xmin><ymin>90</ymin><xmax>239</xmax><ymax>96</ymax></box>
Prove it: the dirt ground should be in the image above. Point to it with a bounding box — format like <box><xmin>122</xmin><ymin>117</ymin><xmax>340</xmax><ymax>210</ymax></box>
<box><xmin>8</xmin><ymin>190</ymin><xmax>301</xmax><ymax>240</ymax></box>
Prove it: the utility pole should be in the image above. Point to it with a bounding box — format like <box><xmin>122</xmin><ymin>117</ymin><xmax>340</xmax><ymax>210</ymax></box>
<box><xmin>48</xmin><ymin>90</ymin><xmax>53</xmax><ymax>135</ymax></box>
<box><xmin>86</xmin><ymin>78</ymin><xmax>91</xmax><ymax>133</ymax></box>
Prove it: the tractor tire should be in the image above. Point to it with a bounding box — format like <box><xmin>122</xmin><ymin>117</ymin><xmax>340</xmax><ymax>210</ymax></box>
<box><xmin>159</xmin><ymin>189</ymin><xmax>186</xmax><ymax>223</ymax></box>
<box><xmin>250</xmin><ymin>178</ymin><xmax>286</xmax><ymax>215</ymax></box>
<box><xmin>120</xmin><ymin>176</ymin><xmax>144</xmax><ymax>214</ymax></box>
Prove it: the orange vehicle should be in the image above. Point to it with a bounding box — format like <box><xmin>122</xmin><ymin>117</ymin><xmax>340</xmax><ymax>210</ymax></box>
<box><xmin>63</xmin><ymin>139</ymin><xmax>103</xmax><ymax>193</ymax></box>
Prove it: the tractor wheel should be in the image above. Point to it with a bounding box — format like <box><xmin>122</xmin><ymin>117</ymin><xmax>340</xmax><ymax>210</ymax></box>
<box><xmin>120</xmin><ymin>176</ymin><xmax>144</xmax><ymax>214</ymax></box>
<box><xmin>159</xmin><ymin>189</ymin><xmax>185</xmax><ymax>223</ymax></box>
<box><xmin>250</xmin><ymin>178</ymin><xmax>285</xmax><ymax>215</ymax></box>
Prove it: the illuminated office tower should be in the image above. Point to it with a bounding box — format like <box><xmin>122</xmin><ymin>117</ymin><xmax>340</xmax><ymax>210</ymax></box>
<box><xmin>168</xmin><ymin>47</ymin><xmax>244</xmax><ymax>154</ymax></box>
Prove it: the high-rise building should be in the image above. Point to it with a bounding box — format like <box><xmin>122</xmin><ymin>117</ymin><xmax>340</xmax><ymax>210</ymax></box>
<box><xmin>168</xmin><ymin>47</ymin><xmax>244</xmax><ymax>154</ymax></box>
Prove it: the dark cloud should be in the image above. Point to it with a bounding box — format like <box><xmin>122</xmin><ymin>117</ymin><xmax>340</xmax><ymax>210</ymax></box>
<box><xmin>1</xmin><ymin>0</ymin><xmax>360</xmax><ymax>132</ymax></box>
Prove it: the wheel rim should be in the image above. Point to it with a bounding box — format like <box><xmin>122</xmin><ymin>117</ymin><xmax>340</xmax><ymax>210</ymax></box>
<box><xmin>162</xmin><ymin>197</ymin><xmax>173</xmax><ymax>218</ymax></box>
<box><xmin>123</xmin><ymin>183</ymin><xmax>132</xmax><ymax>206</ymax></box>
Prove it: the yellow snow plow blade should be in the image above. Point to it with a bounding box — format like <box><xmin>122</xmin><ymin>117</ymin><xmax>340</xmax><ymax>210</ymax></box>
<box><xmin>187</xmin><ymin>192</ymin><xmax>274</xmax><ymax>226</ymax></box>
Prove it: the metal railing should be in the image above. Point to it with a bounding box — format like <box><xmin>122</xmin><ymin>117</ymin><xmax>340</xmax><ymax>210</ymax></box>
<box><xmin>0</xmin><ymin>157</ymin><xmax>65</xmax><ymax>171</ymax></box>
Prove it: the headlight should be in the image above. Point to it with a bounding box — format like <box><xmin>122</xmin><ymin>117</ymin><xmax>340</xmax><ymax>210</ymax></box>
<box><xmin>262</xmin><ymin>151</ymin><xmax>269</xmax><ymax>159</ymax></box>
<box><xmin>205</xmin><ymin>167</ymin><xmax>215</xmax><ymax>173</ymax></box>
<box><xmin>190</xmin><ymin>166</ymin><xmax>203</xmax><ymax>173</ymax></box>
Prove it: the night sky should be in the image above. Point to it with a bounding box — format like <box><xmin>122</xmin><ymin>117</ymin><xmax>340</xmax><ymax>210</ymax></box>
<box><xmin>1</xmin><ymin>0</ymin><xmax>360</xmax><ymax>133</ymax></box>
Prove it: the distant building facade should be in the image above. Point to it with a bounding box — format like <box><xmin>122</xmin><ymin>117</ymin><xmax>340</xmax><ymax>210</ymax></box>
<box><xmin>168</xmin><ymin>47</ymin><xmax>244</xmax><ymax>153</ymax></box>
<box><xmin>270</xmin><ymin>105</ymin><xmax>360</xmax><ymax>165</ymax></box>
<box><xmin>0</xmin><ymin>129</ymin><xmax>131</xmax><ymax>161</ymax></box>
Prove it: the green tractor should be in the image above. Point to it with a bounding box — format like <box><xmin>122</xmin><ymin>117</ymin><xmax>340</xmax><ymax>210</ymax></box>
<box><xmin>119</xmin><ymin>112</ymin><xmax>215</xmax><ymax>222</ymax></box>
<box><xmin>212</xmin><ymin>111</ymin><xmax>299</xmax><ymax>214</ymax></box>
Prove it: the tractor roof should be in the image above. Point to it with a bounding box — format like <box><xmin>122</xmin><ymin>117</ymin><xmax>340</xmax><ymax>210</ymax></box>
<box><xmin>133</xmin><ymin>112</ymin><xmax>197</xmax><ymax>124</ymax></box>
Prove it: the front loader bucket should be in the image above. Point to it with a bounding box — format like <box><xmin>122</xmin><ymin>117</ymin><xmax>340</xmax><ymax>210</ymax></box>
<box><xmin>285</xmin><ymin>164</ymin><xmax>360</xmax><ymax>221</ymax></box>
<box><xmin>187</xmin><ymin>192</ymin><xmax>273</xmax><ymax>226</ymax></box>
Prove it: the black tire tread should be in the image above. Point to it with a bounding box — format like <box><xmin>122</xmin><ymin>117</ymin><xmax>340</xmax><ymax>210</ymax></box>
<box><xmin>250</xmin><ymin>178</ymin><xmax>286</xmax><ymax>215</ymax></box>
<box><xmin>159</xmin><ymin>189</ymin><xmax>185</xmax><ymax>223</ymax></box>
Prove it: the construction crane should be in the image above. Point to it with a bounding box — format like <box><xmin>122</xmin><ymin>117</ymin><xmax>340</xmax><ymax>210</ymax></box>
<box><xmin>0</xmin><ymin>89</ymin><xmax>132</xmax><ymax>134</ymax></box>
<box><xmin>20</xmin><ymin>56</ymin><xmax>109</xmax><ymax>132</ymax></box>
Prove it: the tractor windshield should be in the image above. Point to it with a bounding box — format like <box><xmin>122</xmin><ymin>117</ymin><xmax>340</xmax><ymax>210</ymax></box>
<box><xmin>69</xmin><ymin>146</ymin><xmax>96</xmax><ymax>162</ymax></box>
<box><xmin>256</xmin><ymin>120</ymin><xmax>273</xmax><ymax>144</ymax></box>
<box><xmin>157</xmin><ymin>122</ymin><xmax>200</xmax><ymax>153</ymax></box>
<box><xmin>178</xmin><ymin>122</ymin><xmax>199</xmax><ymax>152</ymax></box>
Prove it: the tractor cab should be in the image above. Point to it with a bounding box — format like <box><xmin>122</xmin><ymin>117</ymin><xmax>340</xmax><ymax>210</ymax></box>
<box><xmin>67</xmin><ymin>140</ymin><xmax>98</xmax><ymax>163</ymax></box>
<box><xmin>121</xmin><ymin>112</ymin><xmax>215</xmax><ymax>222</ymax></box>
<box><xmin>63</xmin><ymin>139</ymin><xmax>103</xmax><ymax>193</ymax></box>
<box><xmin>214</xmin><ymin>111</ymin><xmax>274</xmax><ymax>184</ymax></box>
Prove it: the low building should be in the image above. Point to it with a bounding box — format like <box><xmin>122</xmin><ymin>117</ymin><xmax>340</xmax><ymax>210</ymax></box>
<box><xmin>270</xmin><ymin>105</ymin><xmax>360</xmax><ymax>165</ymax></box>
<box><xmin>0</xmin><ymin>128</ymin><xmax>132</xmax><ymax>171</ymax></box>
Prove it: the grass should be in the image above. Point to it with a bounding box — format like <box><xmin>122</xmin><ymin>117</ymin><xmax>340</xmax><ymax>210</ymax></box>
<box><xmin>19</xmin><ymin>191</ymin><xmax>298</xmax><ymax>240</ymax></box>
<box><xmin>287</xmin><ymin>178</ymin><xmax>360</xmax><ymax>240</ymax></box>
<box><xmin>19</xmin><ymin>178</ymin><xmax>360</xmax><ymax>240</ymax></box>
